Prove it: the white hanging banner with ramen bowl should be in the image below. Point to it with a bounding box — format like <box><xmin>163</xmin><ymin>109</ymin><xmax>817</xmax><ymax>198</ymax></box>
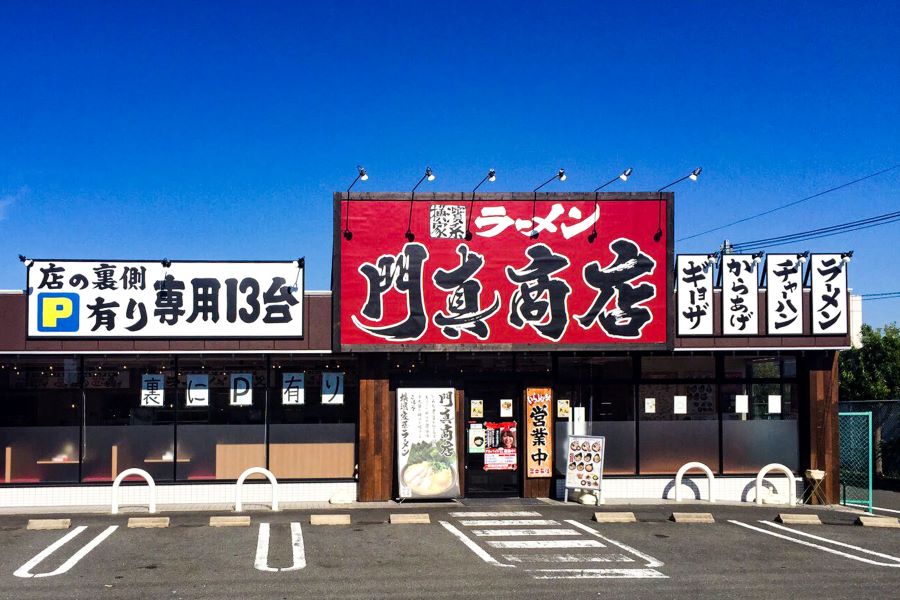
<box><xmin>565</xmin><ymin>435</ymin><xmax>605</xmax><ymax>492</ymax></box>
<box><xmin>397</xmin><ymin>387</ymin><xmax>460</xmax><ymax>499</ymax></box>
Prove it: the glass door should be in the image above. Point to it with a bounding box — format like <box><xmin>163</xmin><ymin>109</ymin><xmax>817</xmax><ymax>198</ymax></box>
<box><xmin>464</xmin><ymin>382</ymin><xmax>520</xmax><ymax>497</ymax></box>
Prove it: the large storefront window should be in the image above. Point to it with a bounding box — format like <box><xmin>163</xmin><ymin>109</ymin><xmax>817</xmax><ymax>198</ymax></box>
<box><xmin>639</xmin><ymin>356</ymin><xmax>717</xmax><ymax>474</ymax></box>
<box><xmin>0</xmin><ymin>357</ymin><xmax>82</xmax><ymax>484</ymax></box>
<box><xmin>84</xmin><ymin>357</ymin><xmax>176</xmax><ymax>482</ymax></box>
<box><xmin>555</xmin><ymin>357</ymin><xmax>635</xmax><ymax>475</ymax></box>
<box><xmin>176</xmin><ymin>357</ymin><xmax>266</xmax><ymax>481</ymax></box>
<box><xmin>722</xmin><ymin>356</ymin><xmax>799</xmax><ymax>473</ymax></box>
<box><xmin>268</xmin><ymin>357</ymin><xmax>357</xmax><ymax>480</ymax></box>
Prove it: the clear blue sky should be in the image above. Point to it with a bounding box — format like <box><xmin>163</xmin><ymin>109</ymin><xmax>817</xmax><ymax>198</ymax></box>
<box><xmin>1</xmin><ymin>1</ymin><xmax>898</xmax><ymax>326</ymax></box>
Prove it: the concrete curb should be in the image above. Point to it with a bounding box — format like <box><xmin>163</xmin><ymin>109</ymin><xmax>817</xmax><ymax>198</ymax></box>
<box><xmin>127</xmin><ymin>517</ymin><xmax>170</xmax><ymax>528</ymax></box>
<box><xmin>593</xmin><ymin>512</ymin><xmax>637</xmax><ymax>523</ymax></box>
<box><xmin>856</xmin><ymin>515</ymin><xmax>900</xmax><ymax>528</ymax></box>
<box><xmin>26</xmin><ymin>518</ymin><xmax>71</xmax><ymax>530</ymax></box>
<box><xmin>670</xmin><ymin>512</ymin><xmax>715</xmax><ymax>524</ymax></box>
<box><xmin>776</xmin><ymin>513</ymin><xmax>822</xmax><ymax>525</ymax></box>
<box><xmin>210</xmin><ymin>516</ymin><xmax>251</xmax><ymax>527</ymax></box>
<box><xmin>311</xmin><ymin>514</ymin><xmax>351</xmax><ymax>526</ymax></box>
<box><xmin>390</xmin><ymin>513</ymin><xmax>431</xmax><ymax>524</ymax></box>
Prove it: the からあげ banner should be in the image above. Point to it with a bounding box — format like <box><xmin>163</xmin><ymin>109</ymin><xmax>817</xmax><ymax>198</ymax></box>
<box><xmin>27</xmin><ymin>260</ymin><xmax>304</xmax><ymax>338</ymax></box>
<box><xmin>337</xmin><ymin>196</ymin><xmax>671</xmax><ymax>349</ymax></box>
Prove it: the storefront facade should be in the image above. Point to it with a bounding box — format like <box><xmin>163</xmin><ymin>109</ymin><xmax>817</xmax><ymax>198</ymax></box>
<box><xmin>0</xmin><ymin>192</ymin><xmax>850</xmax><ymax>507</ymax></box>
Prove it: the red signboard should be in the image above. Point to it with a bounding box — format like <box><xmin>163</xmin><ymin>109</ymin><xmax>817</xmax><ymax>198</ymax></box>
<box><xmin>335</xmin><ymin>194</ymin><xmax>672</xmax><ymax>350</ymax></box>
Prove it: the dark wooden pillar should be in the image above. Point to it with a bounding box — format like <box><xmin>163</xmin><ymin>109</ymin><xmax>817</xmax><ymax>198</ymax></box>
<box><xmin>357</xmin><ymin>355</ymin><xmax>393</xmax><ymax>502</ymax></box>
<box><xmin>808</xmin><ymin>351</ymin><xmax>840</xmax><ymax>504</ymax></box>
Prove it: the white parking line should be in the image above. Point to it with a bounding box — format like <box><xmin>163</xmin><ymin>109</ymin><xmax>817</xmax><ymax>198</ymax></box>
<box><xmin>14</xmin><ymin>526</ymin><xmax>118</xmax><ymax>578</ymax></box>
<box><xmin>528</xmin><ymin>568</ymin><xmax>668</xmax><ymax>579</ymax></box>
<box><xmin>503</xmin><ymin>553</ymin><xmax>635</xmax><ymax>563</ymax></box>
<box><xmin>564</xmin><ymin>520</ymin><xmax>665</xmax><ymax>569</ymax></box>
<box><xmin>439</xmin><ymin>521</ymin><xmax>514</xmax><ymax>568</ymax></box>
<box><xmin>872</xmin><ymin>506</ymin><xmax>900</xmax><ymax>515</ymax></box>
<box><xmin>729</xmin><ymin>520</ymin><xmax>900</xmax><ymax>568</ymax></box>
<box><xmin>449</xmin><ymin>511</ymin><xmax>541</xmax><ymax>517</ymax></box>
<box><xmin>472</xmin><ymin>528</ymin><xmax>578</xmax><ymax>537</ymax></box>
<box><xmin>254</xmin><ymin>522</ymin><xmax>306</xmax><ymax>572</ymax></box>
<box><xmin>487</xmin><ymin>539</ymin><xmax>606</xmax><ymax>549</ymax></box>
<box><xmin>459</xmin><ymin>519</ymin><xmax>559</xmax><ymax>527</ymax></box>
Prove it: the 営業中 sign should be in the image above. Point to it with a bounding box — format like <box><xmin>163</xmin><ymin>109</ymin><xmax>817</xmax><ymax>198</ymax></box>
<box><xmin>525</xmin><ymin>387</ymin><xmax>553</xmax><ymax>478</ymax></box>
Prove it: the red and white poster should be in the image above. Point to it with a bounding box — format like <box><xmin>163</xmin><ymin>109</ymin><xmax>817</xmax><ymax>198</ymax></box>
<box><xmin>336</xmin><ymin>196</ymin><xmax>670</xmax><ymax>350</ymax></box>
<box><xmin>484</xmin><ymin>421</ymin><xmax>517</xmax><ymax>471</ymax></box>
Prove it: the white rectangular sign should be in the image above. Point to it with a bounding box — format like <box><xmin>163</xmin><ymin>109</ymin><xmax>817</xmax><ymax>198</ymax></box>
<box><xmin>27</xmin><ymin>260</ymin><xmax>304</xmax><ymax>338</ymax></box>
<box><xmin>768</xmin><ymin>394</ymin><xmax>782</xmax><ymax>414</ymax></box>
<box><xmin>186</xmin><ymin>374</ymin><xmax>209</xmax><ymax>406</ymax></box>
<box><xmin>766</xmin><ymin>254</ymin><xmax>804</xmax><ymax>335</ymax></box>
<box><xmin>282</xmin><ymin>372</ymin><xmax>305</xmax><ymax>405</ymax></box>
<box><xmin>230</xmin><ymin>373</ymin><xmax>253</xmax><ymax>406</ymax></box>
<box><xmin>644</xmin><ymin>397</ymin><xmax>656</xmax><ymax>414</ymax></box>
<box><xmin>673</xmin><ymin>395</ymin><xmax>687</xmax><ymax>415</ymax></box>
<box><xmin>322</xmin><ymin>372</ymin><xmax>344</xmax><ymax>405</ymax></box>
<box><xmin>676</xmin><ymin>255</ymin><xmax>714</xmax><ymax>335</ymax></box>
<box><xmin>810</xmin><ymin>254</ymin><xmax>849</xmax><ymax>335</ymax></box>
<box><xmin>722</xmin><ymin>254</ymin><xmax>759</xmax><ymax>335</ymax></box>
<box><xmin>735</xmin><ymin>394</ymin><xmax>749</xmax><ymax>414</ymax></box>
<box><xmin>141</xmin><ymin>374</ymin><xmax>165</xmax><ymax>407</ymax></box>
<box><xmin>397</xmin><ymin>388</ymin><xmax>460</xmax><ymax>499</ymax></box>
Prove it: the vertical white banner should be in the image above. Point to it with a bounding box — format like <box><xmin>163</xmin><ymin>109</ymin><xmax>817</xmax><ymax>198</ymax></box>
<box><xmin>722</xmin><ymin>254</ymin><xmax>760</xmax><ymax>335</ymax></box>
<box><xmin>321</xmin><ymin>372</ymin><xmax>344</xmax><ymax>405</ymax></box>
<box><xmin>768</xmin><ymin>394</ymin><xmax>782</xmax><ymax>415</ymax></box>
<box><xmin>676</xmin><ymin>255</ymin><xmax>714</xmax><ymax>335</ymax></box>
<box><xmin>810</xmin><ymin>254</ymin><xmax>849</xmax><ymax>335</ymax></box>
<box><xmin>230</xmin><ymin>373</ymin><xmax>253</xmax><ymax>406</ymax></box>
<box><xmin>766</xmin><ymin>254</ymin><xmax>804</xmax><ymax>335</ymax></box>
<box><xmin>141</xmin><ymin>374</ymin><xmax>165</xmax><ymax>407</ymax></box>
<box><xmin>397</xmin><ymin>388</ymin><xmax>460</xmax><ymax>499</ymax></box>
<box><xmin>282</xmin><ymin>372</ymin><xmax>305</xmax><ymax>405</ymax></box>
<box><xmin>735</xmin><ymin>394</ymin><xmax>749</xmax><ymax>414</ymax></box>
<box><xmin>186</xmin><ymin>374</ymin><xmax>209</xmax><ymax>406</ymax></box>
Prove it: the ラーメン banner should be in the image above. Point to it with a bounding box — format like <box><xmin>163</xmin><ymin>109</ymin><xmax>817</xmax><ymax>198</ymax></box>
<box><xmin>396</xmin><ymin>388</ymin><xmax>460</xmax><ymax>499</ymax></box>
<box><xmin>525</xmin><ymin>387</ymin><xmax>553</xmax><ymax>478</ymax></box>
<box><xmin>336</xmin><ymin>195</ymin><xmax>672</xmax><ymax>350</ymax></box>
<box><xmin>26</xmin><ymin>259</ymin><xmax>304</xmax><ymax>338</ymax></box>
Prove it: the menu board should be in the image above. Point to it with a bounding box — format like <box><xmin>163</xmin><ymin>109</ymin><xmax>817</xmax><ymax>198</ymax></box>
<box><xmin>564</xmin><ymin>436</ymin><xmax>605</xmax><ymax>491</ymax></box>
<box><xmin>484</xmin><ymin>421</ymin><xmax>517</xmax><ymax>471</ymax></box>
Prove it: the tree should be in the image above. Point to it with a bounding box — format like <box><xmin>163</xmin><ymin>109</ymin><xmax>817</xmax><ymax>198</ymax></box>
<box><xmin>839</xmin><ymin>323</ymin><xmax>900</xmax><ymax>400</ymax></box>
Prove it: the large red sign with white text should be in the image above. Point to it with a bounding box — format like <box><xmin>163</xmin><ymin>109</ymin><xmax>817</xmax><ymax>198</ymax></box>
<box><xmin>336</xmin><ymin>195</ymin><xmax>671</xmax><ymax>350</ymax></box>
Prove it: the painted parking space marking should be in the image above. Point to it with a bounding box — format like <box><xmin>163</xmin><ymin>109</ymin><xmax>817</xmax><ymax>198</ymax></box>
<box><xmin>449</xmin><ymin>511</ymin><xmax>541</xmax><ymax>517</ymax></box>
<box><xmin>729</xmin><ymin>520</ymin><xmax>900</xmax><ymax>568</ymax></box>
<box><xmin>14</xmin><ymin>525</ymin><xmax>118</xmax><ymax>578</ymax></box>
<box><xmin>442</xmin><ymin>511</ymin><xmax>666</xmax><ymax>579</ymax></box>
<box><xmin>459</xmin><ymin>519</ymin><xmax>559</xmax><ymax>527</ymax></box>
<box><xmin>503</xmin><ymin>553</ymin><xmax>634</xmax><ymax>563</ymax></box>
<box><xmin>487</xmin><ymin>539</ymin><xmax>606</xmax><ymax>549</ymax></box>
<box><xmin>254</xmin><ymin>522</ymin><xmax>306</xmax><ymax>572</ymax></box>
<box><xmin>472</xmin><ymin>528</ymin><xmax>578</xmax><ymax>537</ymax></box>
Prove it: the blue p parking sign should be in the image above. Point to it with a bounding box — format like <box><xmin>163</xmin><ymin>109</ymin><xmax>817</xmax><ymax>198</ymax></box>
<box><xmin>37</xmin><ymin>293</ymin><xmax>80</xmax><ymax>332</ymax></box>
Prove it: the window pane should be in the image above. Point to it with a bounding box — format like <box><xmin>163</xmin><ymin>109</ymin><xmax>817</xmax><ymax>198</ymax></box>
<box><xmin>175</xmin><ymin>357</ymin><xmax>266</xmax><ymax>481</ymax></box>
<box><xmin>641</xmin><ymin>356</ymin><xmax>714</xmax><ymax>379</ymax></box>
<box><xmin>722</xmin><ymin>383</ymin><xmax>799</xmax><ymax>473</ymax></box>
<box><xmin>554</xmin><ymin>383</ymin><xmax>635</xmax><ymax>475</ymax></box>
<box><xmin>83</xmin><ymin>358</ymin><xmax>176</xmax><ymax>483</ymax></box>
<box><xmin>0</xmin><ymin>357</ymin><xmax>82</xmax><ymax>484</ymax></box>
<box><xmin>638</xmin><ymin>383</ymin><xmax>718</xmax><ymax>474</ymax></box>
<box><xmin>268</xmin><ymin>357</ymin><xmax>357</xmax><ymax>480</ymax></box>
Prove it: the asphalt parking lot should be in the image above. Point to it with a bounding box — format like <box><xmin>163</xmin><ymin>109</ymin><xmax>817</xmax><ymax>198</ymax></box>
<box><xmin>1</xmin><ymin>502</ymin><xmax>899</xmax><ymax>600</ymax></box>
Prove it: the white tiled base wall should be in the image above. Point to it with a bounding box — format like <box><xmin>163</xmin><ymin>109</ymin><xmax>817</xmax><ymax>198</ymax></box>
<box><xmin>556</xmin><ymin>476</ymin><xmax>803</xmax><ymax>503</ymax></box>
<box><xmin>0</xmin><ymin>482</ymin><xmax>356</xmax><ymax>508</ymax></box>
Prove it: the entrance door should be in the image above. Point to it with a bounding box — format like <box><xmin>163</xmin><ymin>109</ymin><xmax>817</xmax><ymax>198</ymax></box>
<box><xmin>464</xmin><ymin>383</ymin><xmax>520</xmax><ymax>497</ymax></box>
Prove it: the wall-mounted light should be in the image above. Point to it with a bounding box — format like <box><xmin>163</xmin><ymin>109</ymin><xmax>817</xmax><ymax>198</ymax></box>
<box><xmin>841</xmin><ymin>250</ymin><xmax>854</xmax><ymax>263</ymax></box>
<box><xmin>588</xmin><ymin>167</ymin><xmax>633</xmax><ymax>243</ymax></box>
<box><xmin>465</xmin><ymin>169</ymin><xmax>496</xmax><ymax>240</ymax></box>
<box><xmin>531</xmin><ymin>169</ymin><xmax>566</xmax><ymax>239</ymax></box>
<box><xmin>796</xmin><ymin>251</ymin><xmax>810</xmax><ymax>263</ymax></box>
<box><xmin>654</xmin><ymin>167</ymin><xmax>703</xmax><ymax>241</ymax></box>
<box><xmin>343</xmin><ymin>165</ymin><xmax>368</xmax><ymax>241</ymax></box>
<box><xmin>405</xmin><ymin>166</ymin><xmax>435</xmax><ymax>242</ymax></box>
